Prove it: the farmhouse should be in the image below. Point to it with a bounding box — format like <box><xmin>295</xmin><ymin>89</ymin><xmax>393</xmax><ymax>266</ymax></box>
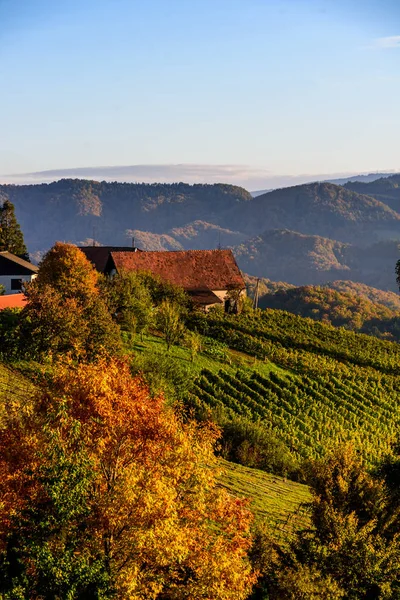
<box><xmin>104</xmin><ymin>249</ymin><xmax>246</xmax><ymax>311</ymax></box>
<box><xmin>0</xmin><ymin>251</ymin><xmax>38</xmax><ymax>295</ymax></box>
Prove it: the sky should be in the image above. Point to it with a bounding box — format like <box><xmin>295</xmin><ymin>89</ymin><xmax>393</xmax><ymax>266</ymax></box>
<box><xmin>1</xmin><ymin>0</ymin><xmax>400</xmax><ymax>189</ymax></box>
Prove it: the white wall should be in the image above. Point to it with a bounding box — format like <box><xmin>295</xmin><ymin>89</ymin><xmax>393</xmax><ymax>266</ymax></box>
<box><xmin>0</xmin><ymin>274</ymin><xmax>37</xmax><ymax>295</ymax></box>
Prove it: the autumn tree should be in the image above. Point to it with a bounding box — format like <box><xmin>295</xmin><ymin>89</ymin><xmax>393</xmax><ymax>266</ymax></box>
<box><xmin>0</xmin><ymin>199</ymin><xmax>29</xmax><ymax>260</ymax></box>
<box><xmin>0</xmin><ymin>358</ymin><xmax>256</xmax><ymax>599</ymax></box>
<box><xmin>20</xmin><ymin>243</ymin><xmax>121</xmax><ymax>361</ymax></box>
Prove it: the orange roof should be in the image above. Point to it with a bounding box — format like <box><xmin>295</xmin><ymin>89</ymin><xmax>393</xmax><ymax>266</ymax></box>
<box><xmin>109</xmin><ymin>249</ymin><xmax>245</xmax><ymax>291</ymax></box>
<box><xmin>0</xmin><ymin>294</ymin><xmax>27</xmax><ymax>310</ymax></box>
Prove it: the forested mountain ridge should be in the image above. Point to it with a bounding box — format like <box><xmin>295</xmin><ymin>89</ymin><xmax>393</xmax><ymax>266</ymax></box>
<box><xmin>234</xmin><ymin>230</ymin><xmax>400</xmax><ymax>290</ymax></box>
<box><xmin>0</xmin><ymin>180</ymin><xmax>252</xmax><ymax>253</ymax></box>
<box><xmin>3</xmin><ymin>178</ymin><xmax>400</xmax><ymax>254</ymax></box>
<box><xmin>129</xmin><ymin>220</ymin><xmax>247</xmax><ymax>251</ymax></box>
<box><xmin>345</xmin><ymin>173</ymin><xmax>400</xmax><ymax>212</ymax></box>
<box><xmin>234</xmin><ymin>229</ymin><xmax>353</xmax><ymax>285</ymax></box>
<box><xmin>227</xmin><ymin>181</ymin><xmax>400</xmax><ymax>244</ymax></box>
<box><xmin>3</xmin><ymin>177</ymin><xmax>400</xmax><ymax>292</ymax></box>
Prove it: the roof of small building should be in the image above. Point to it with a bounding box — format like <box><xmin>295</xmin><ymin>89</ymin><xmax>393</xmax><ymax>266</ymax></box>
<box><xmin>79</xmin><ymin>246</ymin><xmax>141</xmax><ymax>272</ymax></box>
<box><xmin>188</xmin><ymin>290</ymin><xmax>224</xmax><ymax>305</ymax></box>
<box><xmin>0</xmin><ymin>252</ymin><xmax>38</xmax><ymax>276</ymax></box>
<box><xmin>0</xmin><ymin>294</ymin><xmax>27</xmax><ymax>311</ymax></box>
<box><xmin>108</xmin><ymin>249</ymin><xmax>245</xmax><ymax>291</ymax></box>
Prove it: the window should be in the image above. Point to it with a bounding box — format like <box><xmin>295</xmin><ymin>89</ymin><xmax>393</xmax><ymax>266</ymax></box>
<box><xmin>11</xmin><ymin>279</ymin><xmax>23</xmax><ymax>291</ymax></box>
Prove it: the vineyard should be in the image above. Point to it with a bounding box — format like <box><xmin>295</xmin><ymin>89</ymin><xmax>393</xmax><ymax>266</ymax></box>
<box><xmin>189</xmin><ymin>367</ymin><xmax>400</xmax><ymax>465</ymax></box>
<box><xmin>186</xmin><ymin>309</ymin><xmax>400</xmax><ymax>467</ymax></box>
<box><xmin>188</xmin><ymin>309</ymin><xmax>400</xmax><ymax>374</ymax></box>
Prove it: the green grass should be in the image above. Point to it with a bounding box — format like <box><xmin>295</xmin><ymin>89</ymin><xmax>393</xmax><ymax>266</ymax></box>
<box><xmin>131</xmin><ymin>333</ymin><xmax>289</xmax><ymax>379</ymax></box>
<box><xmin>218</xmin><ymin>459</ymin><xmax>310</xmax><ymax>540</ymax></box>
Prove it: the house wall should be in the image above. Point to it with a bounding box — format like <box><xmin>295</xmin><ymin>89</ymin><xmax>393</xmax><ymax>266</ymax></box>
<box><xmin>206</xmin><ymin>288</ymin><xmax>246</xmax><ymax>312</ymax></box>
<box><xmin>0</xmin><ymin>274</ymin><xmax>37</xmax><ymax>295</ymax></box>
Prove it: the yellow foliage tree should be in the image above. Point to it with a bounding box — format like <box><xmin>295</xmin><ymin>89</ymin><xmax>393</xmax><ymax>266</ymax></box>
<box><xmin>20</xmin><ymin>242</ymin><xmax>121</xmax><ymax>360</ymax></box>
<box><xmin>0</xmin><ymin>358</ymin><xmax>256</xmax><ymax>599</ymax></box>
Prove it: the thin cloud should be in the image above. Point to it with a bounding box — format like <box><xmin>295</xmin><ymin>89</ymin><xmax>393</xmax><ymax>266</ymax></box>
<box><xmin>373</xmin><ymin>35</ymin><xmax>400</xmax><ymax>49</ymax></box>
<box><xmin>1</xmin><ymin>164</ymin><xmax>398</xmax><ymax>193</ymax></box>
<box><xmin>1</xmin><ymin>164</ymin><xmax>272</xmax><ymax>186</ymax></box>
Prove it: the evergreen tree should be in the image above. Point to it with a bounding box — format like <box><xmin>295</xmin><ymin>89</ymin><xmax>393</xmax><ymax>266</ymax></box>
<box><xmin>0</xmin><ymin>200</ymin><xmax>29</xmax><ymax>260</ymax></box>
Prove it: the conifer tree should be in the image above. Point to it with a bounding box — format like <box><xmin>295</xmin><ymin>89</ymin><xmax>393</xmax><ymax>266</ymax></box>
<box><xmin>0</xmin><ymin>199</ymin><xmax>29</xmax><ymax>260</ymax></box>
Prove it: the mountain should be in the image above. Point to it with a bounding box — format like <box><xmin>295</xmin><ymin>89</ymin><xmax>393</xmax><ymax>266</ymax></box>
<box><xmin>233</xmin><ymin>229</ymin><xmax>353</xmax><ymax>285</ymax></box>
<box><xmin>233</xmin><ymin>230</ymin><xmax>400</xmax><ymax>291</ymax></box>
<box><xmin>3</xmin><ymin>178</ymin><xmax>400</xmax><ymax>293</ymax></box>
<box><xmin>126</xmin><ymin>231</ymin><xmax>184</xmax><ymax>251</ymax></box>
<box><xmin>251</xmin><ymin>172</ymin><xmax>397</xmax><ymax>197</ymax></box>
<box><xmin>326</xmin><ymin>172</ymin><xmax>397</xmax><ymax>186</ymax></box>
<box><xmin>228</xmin><ymin>182</ymin><xmax>400</xmax><ymax>244</ymax></box>
<box><xmin>129</xmin><ymin>221</ymin><xmax>247</xmax><ymax>251</ymax></box>
<box><xmin>4</xmin><ymin>179</ymin><xmax>400</xmax><ymax>255</ymax></box>
<box><xmin>345</xmin><ymin>174</ymin><xmax>400</xmax><ymax>212</ymax></box>
<box><xmin>0</xmin><ymin>180</ymin><xmax>252</xmax><ymax>254</ymax></box>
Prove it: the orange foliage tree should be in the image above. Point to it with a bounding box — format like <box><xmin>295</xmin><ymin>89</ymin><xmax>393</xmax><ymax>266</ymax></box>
<box><xmin>0</xmin><ymin>358</ymin><xmax>255</xmax><ymax>599</ymax></box>
<box><xmin>20</xmin><ymin>242</ymin><xmax>121</xmax><ymax>361</ymax></box>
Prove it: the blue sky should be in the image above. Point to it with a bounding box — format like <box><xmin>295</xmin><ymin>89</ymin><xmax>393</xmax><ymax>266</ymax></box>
<box><xmin>1</xmin><ymin>0</ymin><xmax>400</xmax><ymax>188</ymax></box>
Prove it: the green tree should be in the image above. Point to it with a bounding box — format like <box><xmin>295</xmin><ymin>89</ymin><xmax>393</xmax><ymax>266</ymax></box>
<box><xmin>101</xmin><ymin>270</ymin><xmax>154</xmax><ymax>342</ymax></box>
<box><xmin>259</xmin><ymin>447</ymin><xmax>400</xmax><ymax>599</ymax></box>
<box><xmin>183</xmin><ymin>330</ymin><xmax>202</xmax><ymax>362</ymax></box>
<box><xmin>0</xmin><ymin>200</ymin><xmax>29</xmax><ymax>260</ymax></box>
<box><xmin>157</xmin><ymin>300</ymin><xmax>185</xmax><ymax>351</ymax></box>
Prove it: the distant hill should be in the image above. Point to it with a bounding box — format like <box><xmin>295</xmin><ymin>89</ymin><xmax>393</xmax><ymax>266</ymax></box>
<box><xmin>229</xmin><ymin>182</ymin><xmax>400</xmax><ymax>244</ymax></box>
<box><xmin>169</xmin><ymin>221</ymin><xmax>247</xmax><ymax>249</ymax></box>
<box><xmin>345</xmin><ymin>174</ymin><xmax>400</xmax><ymax>212</ymax></box>
<box><xmin>233</xmin><ymin>229</ymin><xmax>353</xmax><ymax>285</ymax></box>
<box><xmin>258</xmin><ymin>284</ymin><xmax>397</xmax><ymax>332</ymax></box>
<box><xmin>129</xmin><ymin>221</ymin><xmax>247</xmax><ymax>251</ymax></box>
<box><xmin>327</xmin><ymin>172</ymin><xmax>397</xmax><ymax>186</ymax></box>
<box><xmin>244</xmin><ymin>276</ymin><xmax>400</xmax><ymax>312</ymax></box>
<box><xmin>126</xmin><ymin>231</ymin><xmax>184</xmax><ymax>251</ymax></box>
<box><xmin>0</xmin><ymin>180</ymin><xmax>252</xmax><ymax>254</ymax></box>
<box><xmin>323</xmin><ymin>280</ymin><xmax>400</xmax><ymax>312</ymax></box>
<box><xmin>234</xmin><ymin>230</ymin><xmax>400</xmax><ymax>291</ymax></box>
<box><xmin>251</xmin><ymin>172</ymin><xmax>397</xmax><ymax>197</ymax></box>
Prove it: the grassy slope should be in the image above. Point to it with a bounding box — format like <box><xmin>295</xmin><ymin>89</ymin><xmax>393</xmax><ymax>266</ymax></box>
<box><xmin>131</xmin><ymin>335</ymin><xmax>310</xmax><ymax>535</ymax></box>
<box><xmin>131</xmin><ymin>333</ymin><xmax>289</xmax><ymax>379</ymax></box>
<box><xmin>219</xmin><ymin>459</ymin><xmax>310</xmax><ymax>539</ymax></box>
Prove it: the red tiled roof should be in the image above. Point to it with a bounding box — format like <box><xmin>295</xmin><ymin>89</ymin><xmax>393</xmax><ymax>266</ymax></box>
<box><xmin>109</xmin><ymin>249</ymin><xmax>245</xmax><ymax>291</ymax></box>
<box><xmin>0</xmin><ymin>294</ymin><xmax>27</xmax><ymax>311</ymax></box>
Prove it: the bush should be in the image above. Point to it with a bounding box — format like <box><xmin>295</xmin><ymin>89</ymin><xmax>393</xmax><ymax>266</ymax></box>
<box><xmin>131</xmin><ymin>351</ymin><xmax>192</xmax><ymax>401</ymax></box>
